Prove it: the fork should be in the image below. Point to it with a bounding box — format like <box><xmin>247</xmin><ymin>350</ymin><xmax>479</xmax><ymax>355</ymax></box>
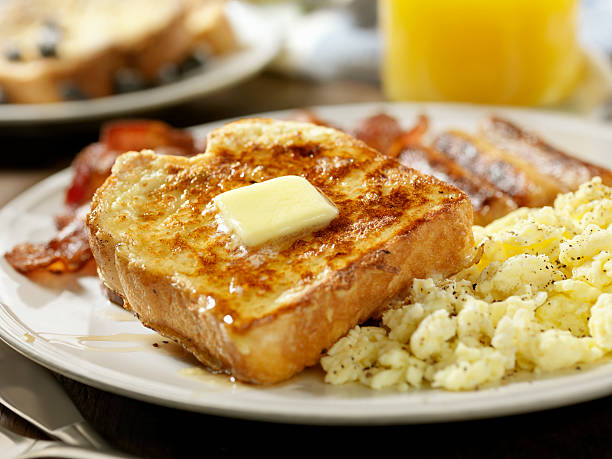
<box><xmin>0</xmin><ymin>423</ymin><xmax>136</xmax><ymax>459</ymax></box>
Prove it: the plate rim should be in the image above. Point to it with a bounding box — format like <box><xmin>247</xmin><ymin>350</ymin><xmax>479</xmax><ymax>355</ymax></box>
<box><xmin>3</xmin><ymin>101</ymin><xmax>612</xmax><ymax>425</ymax></box>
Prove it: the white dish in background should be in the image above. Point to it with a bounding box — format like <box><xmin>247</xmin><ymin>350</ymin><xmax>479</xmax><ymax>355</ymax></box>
<box><xmin>2</xmin><ymin>102</ymin><xmax>612</xmax><ymax>425</ymax></box>
<box><xmin>0</xmin><ymin>1</ymin><xmax>281</xmax><ymax>126</ymax></box>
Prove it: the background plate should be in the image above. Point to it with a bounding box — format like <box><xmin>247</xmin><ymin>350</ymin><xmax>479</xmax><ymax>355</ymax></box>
<box><xmin>0</xmin><ymin>1</ymin><xmax>281</xmax><ymax>126</ymax></box>
<box><xmin>2</xmin><ymin>102</ymin><xmax>612</xmax><ymax>425</ymax></box>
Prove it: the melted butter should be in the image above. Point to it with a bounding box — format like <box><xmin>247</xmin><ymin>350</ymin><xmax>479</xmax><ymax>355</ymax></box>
<box><xmin>213</xmin><ymin>175</ymin><xmax>338</xmax><ymax>247</ymax></box>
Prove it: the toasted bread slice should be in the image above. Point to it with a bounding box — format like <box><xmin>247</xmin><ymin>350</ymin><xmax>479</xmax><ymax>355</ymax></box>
<box><xmin>434</xmin><ymin>130</ymin><xmax>563</xmax><ymax>208</ymax></box>
<box><xmin>398</xmin><ymin>143</ymin><xmax>518</xmax><ymax>226</ymax></box>
<box><xmin>0</xmin><ymin>0</ymin><xmax>236</xmax><ymax>103</ymax></box>
<box><xmin>87</xmin><ymin>119</ymin><xmax>475</xmax><ymax>384</ymax></box>
<box><xmin>0</xmin><ymin>0</ymin><xmax>184</xmax><ymax>103</ymax></box>
<box><xmin>184</xmin><ymin>0</ymin><xmax>238</xmax><ymax>55</ymax></box>
<box><xmin>479</xmin><ymin>116</ymin><xmax>612</xmax><ymax>189</ymax></box>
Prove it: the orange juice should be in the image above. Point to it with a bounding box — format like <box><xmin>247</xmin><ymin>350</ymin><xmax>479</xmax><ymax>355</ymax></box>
<box><xmin>379</xmin><ymin>0</ymin><xmax>583</xmax><ymax>106</ymax></box>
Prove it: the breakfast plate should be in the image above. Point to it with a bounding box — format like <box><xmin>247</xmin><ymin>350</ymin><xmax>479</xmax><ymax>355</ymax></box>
<box><xmin>0</xmin><ymin>1</ymin><xmax>281</xmax><ymax>126</ymax></box>
<box><xmin>2</xmin><ymin>102</ymin><xmax>612</xmax><ymax>425</ymax></box>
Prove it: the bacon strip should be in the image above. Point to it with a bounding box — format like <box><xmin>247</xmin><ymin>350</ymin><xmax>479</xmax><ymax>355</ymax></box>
<box><xmin>287</xmin><ymin>109</ymin><xmax>338</xmax><ymax>129</ymax></box>
<box><xmin>288</xmin><ymin>110</ymin><xmax>430</xmax><ymax>158</ymax></box>
<box><xmin>5</xmin><ymin>120</ymin><xmax>199</xmax><ymax>275</ymax></box>
<box><xmin>5</xmin><ymin>206</ymin><xmax>91</xmax><ymax>274</ymax></box>
<box><xmin>352</xmin><ymin>113</ymin><xmax>404</xmax><ymax>156</ymax></box>
<box><xmin>66</xmin><ymin>120</ymin><xmax>197</xmax><ymax>208</ymax></box>
<box><xmin>386</xmin><ymin>114</ymin><xmax>429</xmax><ymax>158</ymax></box>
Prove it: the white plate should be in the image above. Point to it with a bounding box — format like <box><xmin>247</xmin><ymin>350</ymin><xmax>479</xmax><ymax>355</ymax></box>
<box><xmin>0</xmin><ymin>1</ymin><xmax>281</xmax><ymax>126</ymax></box>
<box><xmin>2</xmin><ymin>102</ymin><xmax>612</xmax><ymax>425</ymax></box>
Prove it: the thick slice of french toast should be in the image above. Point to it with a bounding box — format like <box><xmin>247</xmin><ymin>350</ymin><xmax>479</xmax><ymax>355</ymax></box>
<box><xmin>87</xmin><ymin>118</ymin><xmax>475</xmax><ymax>384</ymax></box>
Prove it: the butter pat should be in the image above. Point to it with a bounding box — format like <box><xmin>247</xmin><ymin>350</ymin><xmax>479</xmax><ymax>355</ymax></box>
<box><xmin>213</xmin><ymin>175</ymin><xmax>338</xmax><ymax>247</ymax></box>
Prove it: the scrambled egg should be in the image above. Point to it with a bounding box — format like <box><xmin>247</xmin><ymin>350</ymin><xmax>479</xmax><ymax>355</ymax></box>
<box><xmin>321</xmin><ymin>178</ymin><xmax>612</xmax><ymax>391</ymax></box>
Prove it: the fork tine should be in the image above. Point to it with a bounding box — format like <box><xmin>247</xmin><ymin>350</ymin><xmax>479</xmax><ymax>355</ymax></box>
<box><xmin>0</xmin><ymin>423</ymin><xmax>37</xmax><ymax>458</ymax></box>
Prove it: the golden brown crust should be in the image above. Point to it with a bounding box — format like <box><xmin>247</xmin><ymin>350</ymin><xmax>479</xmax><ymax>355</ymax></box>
<box><xmin>87</xmin><ymin>118</ymin><xmax>475</xmax><ymax>384</ymax></box>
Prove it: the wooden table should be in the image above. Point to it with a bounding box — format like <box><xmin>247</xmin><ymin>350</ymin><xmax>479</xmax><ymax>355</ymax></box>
<box><xmin>2</xmin><ymin>74</ymin><xmax>612</xmax><ymax>458</ymax></box>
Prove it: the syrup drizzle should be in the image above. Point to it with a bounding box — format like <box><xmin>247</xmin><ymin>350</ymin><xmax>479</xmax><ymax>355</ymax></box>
<box><xmin>37</xmin><ymin>331</ymin><xmax>184</xmax><ymax>356</ymax></box>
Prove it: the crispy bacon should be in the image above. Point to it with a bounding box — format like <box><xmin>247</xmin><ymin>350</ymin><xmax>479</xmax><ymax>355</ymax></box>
<box><xmin>287</xmin><ymin>109</ymin><xmax>336</xmax><ymax>128</ymax></box>
<box><xmin>5</xmin><ymin>205</ymin><xmax>91</xmax><ymax>274</ymax></box>
<box><xmin>66</xmin><ymin>120</ymin><xmax>197</xmax><ymax>208</ymax></box>
<box><xmin>6</xmin><ymin>120</ymin><xmax>199</xmax><ymax>275</ymax></box>
<box><xmin>352</xmin><ymin>113</ymin><xmax>404</xmax><ymax>156</ymax></box>
<box><xmin>288</xmin><ymin>110</ymin><xmax>430</xmax><ymax>158</ymax></box>
<box><xmin>386</xmin><ymin>114</ymin><xmax>429</xmax><ymax>157</ymax></box>
<box><xmin>65</xmin><ymin>142</ymin><xmax>118</xmax><ymax>208</ymax></box>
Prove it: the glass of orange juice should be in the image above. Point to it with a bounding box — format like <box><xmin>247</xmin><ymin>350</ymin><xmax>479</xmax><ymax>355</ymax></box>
<box><xmin>379</xmin><ymin>0</ymin><xmax>583</xmax><ymax>106</ymax></box>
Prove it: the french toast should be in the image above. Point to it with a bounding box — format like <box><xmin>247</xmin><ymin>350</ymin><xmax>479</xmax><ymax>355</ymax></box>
<box><xmin>86</xmin><ymin>118</ymin><xmax>476</xmax><ymax>384</ymax></box>
<box><xmin>0</xmin><ymin>0</ymin><xmax>236</xmax><ymax>103</ymax></box>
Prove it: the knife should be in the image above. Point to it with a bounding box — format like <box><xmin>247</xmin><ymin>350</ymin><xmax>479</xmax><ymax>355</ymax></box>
<box><xmin>0</xmin><ymin>338</ymin><xmax>112</xmax><ymax>449</ymax></box>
